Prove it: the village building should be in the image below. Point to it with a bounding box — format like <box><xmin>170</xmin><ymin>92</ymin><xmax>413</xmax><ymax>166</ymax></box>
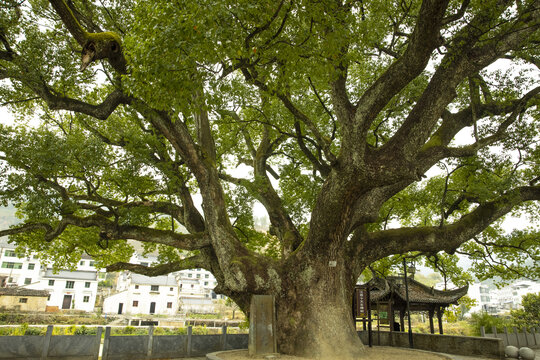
<box><xmin>0</xmin><ymin>245</ymin><xmax>42</xmax><ymax>287</ymax></box>
<box><xmin>176</xmin><ymin>268</ymin><xmax>225</xmax><ymax>313</ymax></box>
<box><xmin>24</xmin><ymin>268</ymin><xmax>99</xmax><ymax>312</ymax></box>
<box><xmin>0</xmin><ymin>287</ymin><xmax>49</xmax><ymax>312</ymax></box>
<box><xmin>127</xmin><ymin>248</ymin><xmax>226</xmax><ymax>313</ymax></box>
<box><xmin>0</xmin><ymin>240</ymin><xmax>100</xmax><ymax>312</ymax></box>
<box><xmin>103</xmin><ymin>272</ymin><xmax>179</xmax><ymax>315</ymax></box>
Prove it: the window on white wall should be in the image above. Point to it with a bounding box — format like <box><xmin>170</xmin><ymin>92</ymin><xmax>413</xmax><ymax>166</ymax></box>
<box><xmin>66</xmin><ymin>281</ymin><xmax>74</xmax><ymax>289</ymax></box>
<box><xmin>28</xmin><ymin>263</ymin><xmax>35</xmax><ymax>270</ymax></box>
<box><xmin>83</xmin><ymin>296</ymin><xmax>90</xmax><ymax>302</ymax></box>
<box><xmin>48</xmin><ymin>280</ymin><xmax>55</xmax><ymax>286</ymax></box>
<box><xmin>1</xmin><ymin>262</ymin><xmax>22</xmax><ymax>269</ymax></box>
<box><xmin>85</xmin><ymin>282</ymin><xmax>90</xmax><ymax>288</ymax></box>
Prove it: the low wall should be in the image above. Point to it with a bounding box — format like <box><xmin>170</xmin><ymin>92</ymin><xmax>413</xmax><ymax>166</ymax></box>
<box><xmin>482</xmin><ymin>327</ymin><xmax>540</xmax><ymax>349</ymax></box>
<box><xmin>103</xmin><ymin>327</ymin><xmax>248</xmax><ymax>359</ymax></box>
<box><xmin>0</xmin><ymin>325</ymin><xmax>248</xmax><ymax>360</ymax></box>
<box><xmin>358</xmin><ymin>331</ymin><xmax>504</xmax><ymax>359</ymax></box>
<box><xmin>0</xmin><ymin>330</ymin><xmax>100</xmax><ymax>360</ymax></box>
<box><xmin>1</xmin><ymin>326</ymin><xmax>508</xmax><ymax>359</ymax></box>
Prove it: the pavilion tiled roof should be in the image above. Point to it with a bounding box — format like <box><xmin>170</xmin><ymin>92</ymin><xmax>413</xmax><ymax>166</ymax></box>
<box><xmin>367</xmin><ymin>276</ymin><xmax>468</xmax><ymax>305</ymax></box>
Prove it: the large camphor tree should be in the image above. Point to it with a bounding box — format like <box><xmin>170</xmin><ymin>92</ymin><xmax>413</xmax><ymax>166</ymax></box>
<box><xmin>1</xmin><ymin>0</ymin><xmax>539</xmax><ymax>357</ymax></box>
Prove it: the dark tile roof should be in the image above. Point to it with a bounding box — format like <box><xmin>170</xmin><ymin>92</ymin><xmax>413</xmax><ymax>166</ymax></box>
<box><xmin>130</xmin><ymin>274</ymin><xmax>177</xmax><ymax>286</ymax></box>
<box><xmin>43</xmin><ymin>269</ymin><xmax>98</xmax><ymax>281</ymax></box>
<box><xmin>366</xmin><ymin>276</ymin><xmax>468</xmax><ymax>305</ymax></box>
<box><xmin>0</xmin><ymin>287</ymin><xmax>49</xmax><ymax>297</ymax></box>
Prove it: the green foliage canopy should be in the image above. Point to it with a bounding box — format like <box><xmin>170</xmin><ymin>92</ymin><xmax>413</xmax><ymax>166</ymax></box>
<box><xmin>0</xmin><ymin>2</ymin><xmax>539</xmax><ymax>355</ymax></box>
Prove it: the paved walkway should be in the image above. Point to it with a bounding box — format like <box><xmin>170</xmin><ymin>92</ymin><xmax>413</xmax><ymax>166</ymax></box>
<box><xmin>182</xmin><ymin>349</ymin><xmax>540</xmax><ymax>360</ymax></box>
<box><xmin>441</xmin><ymin>348</ymin><xmax>540</xmax><ymax>360</ymax></box>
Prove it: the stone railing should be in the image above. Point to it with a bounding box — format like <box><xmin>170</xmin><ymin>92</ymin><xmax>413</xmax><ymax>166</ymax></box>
<box><xmin>481</xmin><ymin>326</ymin><xmax>540</xmax><ymax>349</ymax></box>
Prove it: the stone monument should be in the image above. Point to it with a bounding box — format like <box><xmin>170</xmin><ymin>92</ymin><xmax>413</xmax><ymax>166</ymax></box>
<box><xmin>248</xmin><ymin>295</ymin><xmax>277</xmax><ymax>356</ymax></box>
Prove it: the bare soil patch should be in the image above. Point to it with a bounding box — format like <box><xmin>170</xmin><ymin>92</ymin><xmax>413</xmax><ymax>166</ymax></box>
<box><xmin>214</xmin><ymin>347</ymin><xmax>451</xmax><ymax>360</ymax></box>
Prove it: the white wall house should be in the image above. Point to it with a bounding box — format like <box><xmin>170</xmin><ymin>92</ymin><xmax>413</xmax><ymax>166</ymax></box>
<box><xmin>467</xmin><ymin>282</ymin><xmax>498</xmax><ymax>314</ymax></box>
<box><xmin>176</xmin><ymin>268</ymin><xmax>225</xmax><ymax>313</ymax></box>
<box><xmin>452</xmin><ymin>280</ymin><xmax>540</xmax><ymax>315</ymax></box>
<box><xmin>103</xmin><ymin>273</ymin><xmax>179</xmax><ymax>315</ymax></box>
<box><xmin>0</xmin><ymin>240</ymin><xmax>99</xmax><ymax>312</ymax></box>
<box><xmin>496</xmin><ymin>280</ymin><xmax>540</xmax><ymax>311</ymax></box>
<box><xmin>128</xmin><ymin>249</ymin><xmax>226</xmax><ymax>313</ymax></box>
<box><xmin>0</xmin><ymin>244</ymin><xmax>42</xmax><ymax>287</ymax></box>
<box><xmin>26</xmin><ymin>269</ymin><xmax>99</xmax><ymax>312</ymax></box>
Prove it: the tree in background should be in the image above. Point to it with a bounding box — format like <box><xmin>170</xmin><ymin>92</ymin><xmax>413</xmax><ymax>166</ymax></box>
<box><xmin>0</xmin><ymin>0</ymin><xmax>539</xmax><ymax>358</ymax></box>
<box><xmin>469</xmin><ymin>311</ymin><xmax>511</xmax><ymax>336</ymax></box>
<box><xmin>511</xmin><ymin>292</ymin><xmax>540</xmax><ymax>328</ymax></box>
<box><xmin>445</xmin><ymin>295</ymin><xmax>477</xmax><ymax>322</ymax></box>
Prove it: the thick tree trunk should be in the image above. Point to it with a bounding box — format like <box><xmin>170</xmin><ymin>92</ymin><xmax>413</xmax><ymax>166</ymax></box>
<box><xmin>274</xmin><ymin>262</ymin><xmax>363</xmax><ymax>359</ymax></box>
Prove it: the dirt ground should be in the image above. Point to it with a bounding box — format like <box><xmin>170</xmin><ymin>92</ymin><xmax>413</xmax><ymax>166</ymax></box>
<box><xmin>214</xmin><ymin>347</ymin><xmax>451</xmax><ymax>360</ymax></box>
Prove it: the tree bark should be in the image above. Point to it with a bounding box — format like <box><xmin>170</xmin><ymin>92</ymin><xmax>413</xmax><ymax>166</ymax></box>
<box><xmin>275</xmin><ymin>259</ymin><xmax>362</xmax><ymax>359</ymax></box>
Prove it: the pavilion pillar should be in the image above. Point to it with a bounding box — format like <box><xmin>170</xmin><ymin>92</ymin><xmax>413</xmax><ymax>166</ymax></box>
<box><xmin>428</xmin><ymin>308</ymin><xmax>435</xmax><ymax>334</ymax></box>
<box><xmin>436</xmin><ymin>307</ymin><xmax>444</xmax><ymax>335</ymax></box>
<box><xmin>400</xmin><ymin>309</ymin><xmax>405</xmax><ymax>332</ymax></box>
<box><xmin>389</xmin><ymin>293</ymin><xmax>394</xmax><ymax>333</ymax></box>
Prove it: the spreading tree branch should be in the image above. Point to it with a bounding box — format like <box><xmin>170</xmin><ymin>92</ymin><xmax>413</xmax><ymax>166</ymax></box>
<box><xmin>364</xmin><ymin>185</ymin><xmax>540</xmax><ymax>262</ymax></box>
<box><xmin>106</xmin><ymin>254</ymin><xmax>207</xmax><ymax>276</ymax></box>
<box><xmin>352</xmin><ymin>0</ymin><xmax>449</xmax><ymax>137</ymax></box>
<box><xmin>0</xmin><ymin>214</ymin><xmax>211</xmax><ymax>249</ymax></box>
<box><xmin>382</xmin><ymin>1</ymin><xmax>540</xmax><ymax>166</ymax></box>
<box><xmin>418</xmin><ymin>85</ymin><xmax>540</xmax><ymax>164</ymax></box>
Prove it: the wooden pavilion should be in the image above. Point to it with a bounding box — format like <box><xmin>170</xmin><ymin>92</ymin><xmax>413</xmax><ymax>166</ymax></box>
<box><xmin>354</xmin><ymin>276</ymin><xmax>468</xmax><ymax>334</ymax></box>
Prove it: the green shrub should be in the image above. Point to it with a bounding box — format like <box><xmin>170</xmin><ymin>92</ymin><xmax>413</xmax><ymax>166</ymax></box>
<box><xmin>0</xmin><ymin>313</ymin><xmax>24</xmax><ymax>324</ymax></box>
<box><xmin>238</xmin><ymin>319</ymin><xmax>249</xmax><ymax>330</ymax></box>
<box><xmin>122</xmin><ymin>326</ymin><xmax>136</xmax><ymax>334</ymax></box>
<box><xmin>64</xmin><ymin>325</ymin><xmax>77</xmax><ymax>335</ymax></box>
<box><xmin>186</xmin><ymin>313</ymin><xmax>220</xmax><ymax>319</ymax></box>
<box><xmin>24</xmin><ymin>327</ymin><xmax>44</xmax><ymax>335</ymax></box>
<box><xmin>74</xmin><ymin>325</ymin><xmax>94</xmax><ymax>335</ymax></box>
<box><xmin>511</xmin><ymin>292</ymin><xmax>540</xmax><ymax>329</ymax></box>
<box><xmin>468</xmin><ymin>312</ymin><xmax>511</xmax><ymax>336</ymax></box>
<box><xmin>153</xmin><ymin>327</ymin><xmax>166</xmax><ymax>335</ymax></box>
<box><xmin>111</xmin><ymin>326</ymin><xmax>147</xmax><ymax>336</ymax></box>
<box><xmin>192</xmin><ymin>325</ymin><xmax>209</xmax><ymax>335</ymax></box>
<box><xmin>174</xmin><ymin>327</ymin><xmax>187</xmax><ymax>335</ymax></box>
